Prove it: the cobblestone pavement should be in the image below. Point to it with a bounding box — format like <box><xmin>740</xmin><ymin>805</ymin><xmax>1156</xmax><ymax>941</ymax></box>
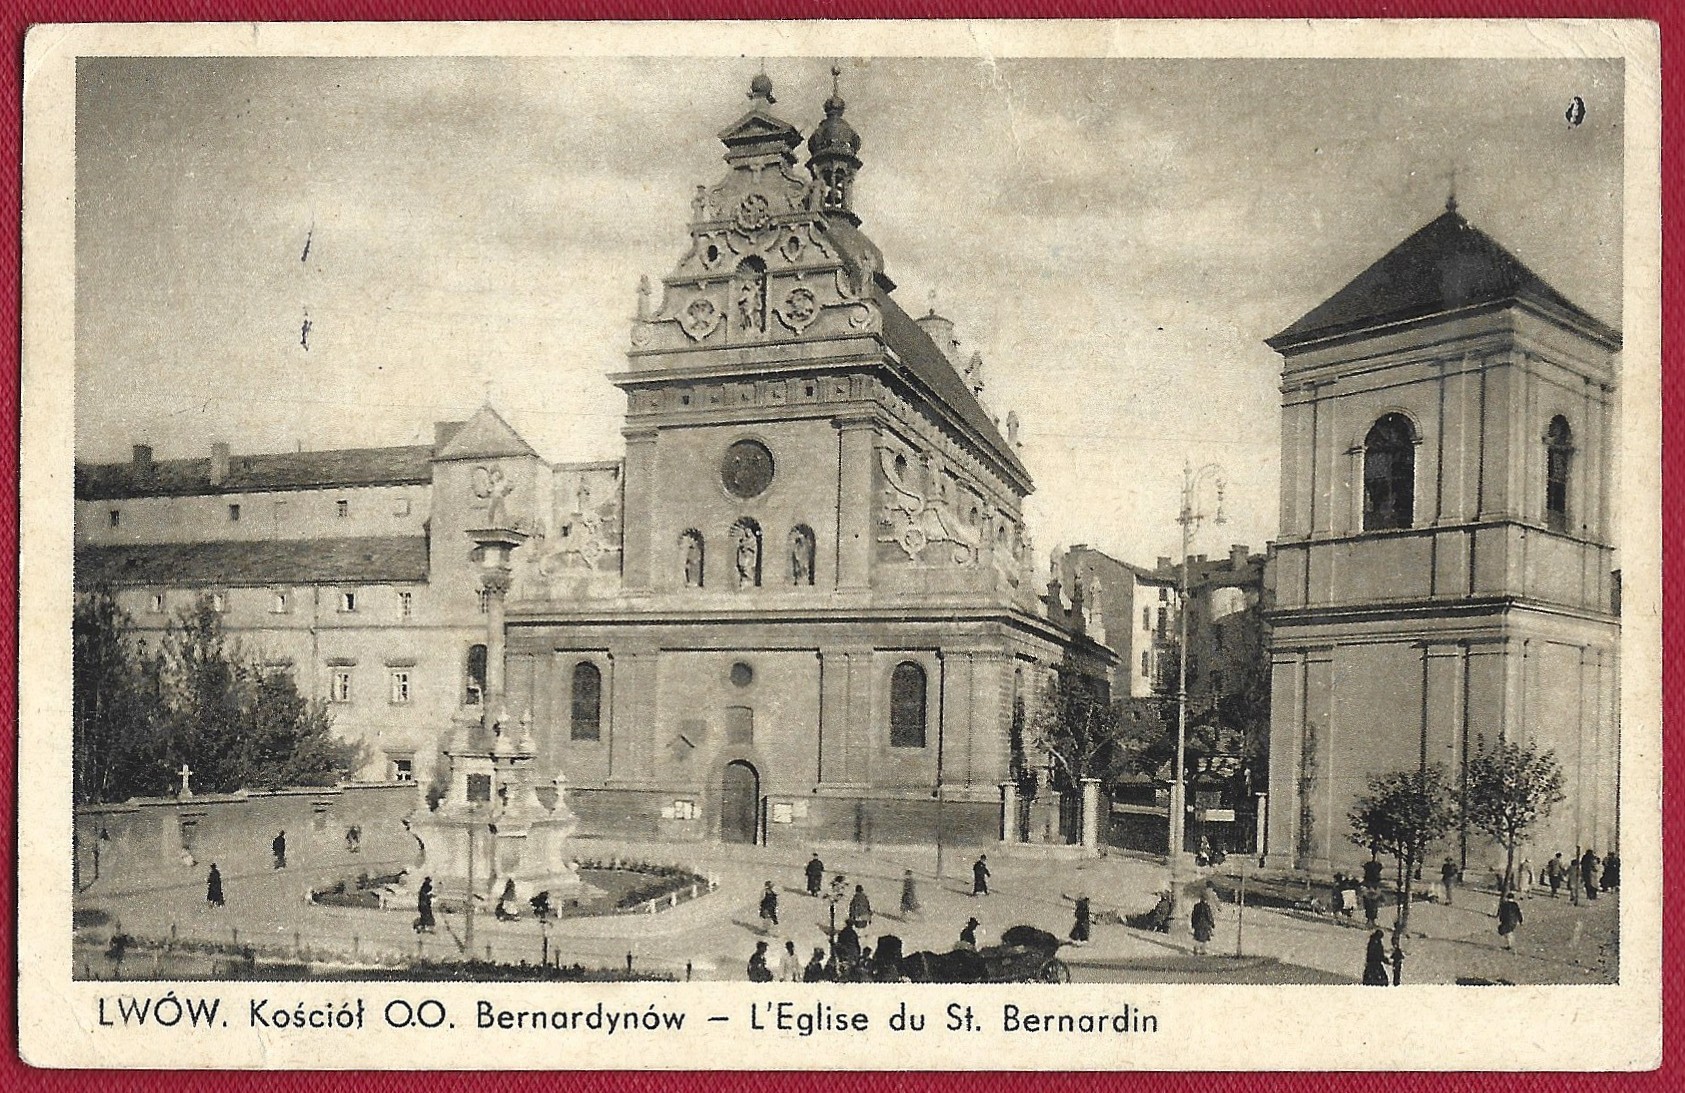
<box><xmin>74</xmin><ymin>839</ymin><xmax>1618</xmax><ymax>985</ymax></box>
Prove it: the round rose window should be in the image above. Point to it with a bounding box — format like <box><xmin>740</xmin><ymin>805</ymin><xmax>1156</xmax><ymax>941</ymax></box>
<box><xmin>721</xmin><ymin>439</ymin><xmax>775</xmax><ymax>499</ymax></box>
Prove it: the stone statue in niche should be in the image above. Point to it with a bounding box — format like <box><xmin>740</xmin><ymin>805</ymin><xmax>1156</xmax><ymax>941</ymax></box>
<box><xmin>735</xmin><ymin>261</ymin><xmax>768</xmax><ymax>335</ymax></box>
<box><xmin>692</xmin><ymin>185</ymin><xmax>710</xmax><ymax>222</ymax></box>
<box><xmin>733</xmin><ymin>523</ymin><xmax>761</xmax><ymax>588</ymax></box>
<box><xmin>789</xmin><ymin>526</ymin><xmax>815</xmax><ymax>585</ymax></box>
<box><xmin>681</xmin><ymin>532</ymin><xmax>705</xmax><ymax>588</ymax></box>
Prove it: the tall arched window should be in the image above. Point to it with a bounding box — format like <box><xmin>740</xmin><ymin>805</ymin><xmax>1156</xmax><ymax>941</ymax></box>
<box><xmin>464</xmin><ymin>644</ymin><xmax>487</xmax><ymax>706</ymax></box>
<box><xmin>889</xmin><ymin>661</ymin><xmax>928</xmax><ymax>749</ymax></box>
<box><xmin>1362</xmin><ymin>413</ymin><xmax>1417</xmax><ymax>531</ymax></box>
<box><xmin>788</xmin><ymin>524</ymin><xmax>816</xmax><ymax>586</ymax></box>
<box><xmin>570</xmin><ymin>662</ymin><xmax>602</xmax><ymax>741</ymax></box>
<box><xmin>1546</xmin><ymin>416</ymin><xmax>1574</xmax><ymax>534</ymax></box>
<box><xmin>679</xmin><ymin>529</ymin><xmax>705</xmax><ymax>588</ymax></box>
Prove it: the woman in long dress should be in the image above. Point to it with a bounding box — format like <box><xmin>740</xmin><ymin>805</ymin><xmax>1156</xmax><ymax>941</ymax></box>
<box><xmin>1191</xmin><ymin>893</ymin><xmax>1215</xmax><ymax>955</ymax></box>
<box><xmin>1069</xmin><ymin>896</ymin><xmax>1092</xmax><ymax>944</ymax></box>
<box><xmin>848</xmin><ymin>884</ymin><xmax>872</xmax><ymax>930</ymax></box>
<box><xmin>900</xmin><ymin>870</ymin><xmax>921</xmax><ymax>918</ymax></box>
<box><xmin>1361</xmin><ymin>928</ymin><xmax>1390</xmax><ymax>985</ymax></box>
<box><xmin>415</xmin><ymin>876</ymin><xmax>436</xmax><ymax>934</ymax></box>
<box><xmin>205</xmin><ymin>863</ymin><xmax>224</xmax><ymax>908</ymax></box>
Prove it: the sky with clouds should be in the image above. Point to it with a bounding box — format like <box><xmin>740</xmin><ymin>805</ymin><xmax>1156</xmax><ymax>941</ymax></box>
<box><xmin>75</xmin><ymin>55</ymin><xmax>1624</xmax><ymax>567</ymax></box>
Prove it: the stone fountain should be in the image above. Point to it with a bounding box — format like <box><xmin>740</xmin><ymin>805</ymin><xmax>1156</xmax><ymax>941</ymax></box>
<box><xmin>401</xmin><ymin>707</ymin><xmax>592</xmax><ymax>905</ymax></box>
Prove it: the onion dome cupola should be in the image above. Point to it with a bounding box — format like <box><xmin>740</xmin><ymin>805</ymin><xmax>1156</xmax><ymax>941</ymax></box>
<box><xmin>806</xmin><ymin>65</ymin><xmax>863</xmax><ymax>224</ymax></box>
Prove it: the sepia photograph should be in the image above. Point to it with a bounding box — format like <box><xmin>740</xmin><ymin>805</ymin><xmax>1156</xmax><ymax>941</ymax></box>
<box><xmin>18</xmin><ymin>19</ymin><xmax>1662</xmax><ymax>1071</ymax></box>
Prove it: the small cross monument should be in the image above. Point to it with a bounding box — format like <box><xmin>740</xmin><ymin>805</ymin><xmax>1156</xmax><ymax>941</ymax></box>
<box><xmin>177</xmin><ymin>763</ymin><xmax>194</xmax><ymax>799</ymax></box>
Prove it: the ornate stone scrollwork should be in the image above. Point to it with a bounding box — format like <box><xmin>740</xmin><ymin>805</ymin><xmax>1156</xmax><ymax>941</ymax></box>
<box><xmin>875</xmin><ymin>449</ymin><xmax>980</xmax><ymax>566</ymax></box>
<box><xmin>774</xmin><ymin>285</ymin><xmax>820</xmax><ymax>334</ymax></box>
<box><xmin>678</xmin><ymin>295</ymin><xmax>722</xmax><ymax>341</ymax></box>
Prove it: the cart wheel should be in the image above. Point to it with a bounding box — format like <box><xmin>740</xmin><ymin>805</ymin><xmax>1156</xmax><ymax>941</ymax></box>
<box><xmin>1040</xmin><ymin>958</ymin><xmax>1071</xmax><ymax>984</ymax></box>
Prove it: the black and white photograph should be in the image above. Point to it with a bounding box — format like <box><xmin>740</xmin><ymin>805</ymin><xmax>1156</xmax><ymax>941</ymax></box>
<box><xmin>18</xmin><ymin>19</ymin><xmax>1662</xmax><ymax>1070</ymax></box>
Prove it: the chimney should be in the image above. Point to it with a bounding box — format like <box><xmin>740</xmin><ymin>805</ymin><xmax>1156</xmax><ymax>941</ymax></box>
<box><xmin>210</xmin><ymin>442</ymin><xmax>230</xmax><ymax>486</ymax></box>
<box><xmin>1230</xmin><ymin>543</ymin><xmax>1250</xmax><ymax>569</ymax></box>
<box><xmin>131</xmin><ymin>444</ymin><xmax>153</xmax><ymax>473</ymax></box>
<box><xmin>1156</xmin><ymin>556</ymin><xmax>1172</xmax><ymax>572</ymax></box>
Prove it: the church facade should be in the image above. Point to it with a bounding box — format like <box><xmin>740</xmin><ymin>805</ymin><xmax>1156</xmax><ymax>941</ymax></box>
<box><xmin>74</xmin><ymin>73</ymin><xmax>1111</xmax><ymax>846</ymax></box>
<box><xmin>498</xmin><ymin>75</ymin><xmax>1109</xmax><ymax>845</ymax></box>
<box><xmin>1263</xmin><ymin>202</ymin><xmax>1621</xmax><ymax>873</ymax></box>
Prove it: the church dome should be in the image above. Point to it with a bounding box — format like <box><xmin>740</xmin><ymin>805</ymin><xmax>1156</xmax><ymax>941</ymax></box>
<box><xmin>808</xmin><ymin>93</ymin><xmax>861</xmax><ymax>158</ymax></box>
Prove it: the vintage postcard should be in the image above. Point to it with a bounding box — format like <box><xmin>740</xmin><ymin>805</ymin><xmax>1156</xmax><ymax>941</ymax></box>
<box><xmin>18</xmin><ymin>19</ymin><xmax>1662</xmax><ymax>1070</ymax></box>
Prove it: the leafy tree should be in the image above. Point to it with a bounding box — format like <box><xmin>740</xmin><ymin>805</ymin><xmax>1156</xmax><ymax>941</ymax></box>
<box><xmin>73</xmin><ymin>591</ymin><xmax>361</xmax><ymax>801</ymax></box>
<box><xmin>1348</xmin><ymin>764</ymin><xmax>1457</xmax><ymax>932</ymax></box>
<box><xmin>1464</xmin><ymin>736</ymin><xmax>1566</xmax><ymax>892</ymax></box>
<box><xmin>1028</xmin><ymin>660</ymin><xmax>1121</xmax><ymax>791</ymax></box>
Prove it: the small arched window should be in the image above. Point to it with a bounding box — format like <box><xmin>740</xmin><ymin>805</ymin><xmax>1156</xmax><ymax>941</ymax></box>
<box><xmin>889</xmin><ymin>661</ymin><xmax>928</xmax><ymax>749</ymax></box>
<box><xmin>570</xmin><ymin>662</ymin><xmax>602</xmax><ymax>741</ymax></box>
<box><xmin>679</xmin><ymin>529</ymin><xmax>705</xmax><ymax>588</ymax></box>
<box><xmin>1363</xmin><ymin>413</ymin><xmax>1417</xmax><ymax>531</ymax></box>
<box><xmin>1546</xmin><ymin>416</ymin><xmax>1574</xmax><ymax>534</ymax></box>
<box><xmin>464</xmin><ymin>644</ymin><xmax>488</xmax><ymax>706</ymax></box>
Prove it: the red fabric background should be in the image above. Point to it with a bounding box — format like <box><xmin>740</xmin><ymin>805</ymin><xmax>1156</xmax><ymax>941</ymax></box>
<box><xmin>0</xmin><ymin>0</ymin><xmax>1676</xmax><ymax>1086</ymax></box>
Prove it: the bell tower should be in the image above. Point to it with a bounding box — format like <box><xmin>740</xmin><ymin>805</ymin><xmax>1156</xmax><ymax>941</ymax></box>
<box><xmin>805</xmin><ymin>65</ymin><xmax>863</xmax><ymax>224</ymax></box>
<box><xmin>1264</xmin><ymin>202</ymin><xmax>1621</xmax><ymax>872</ymax></box>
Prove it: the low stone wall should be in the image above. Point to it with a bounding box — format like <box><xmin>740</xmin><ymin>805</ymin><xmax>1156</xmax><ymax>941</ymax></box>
<box><xmin>76</xmin><ymin>781</ymin><xmax>423</xmax><ymax>891</ymax></box>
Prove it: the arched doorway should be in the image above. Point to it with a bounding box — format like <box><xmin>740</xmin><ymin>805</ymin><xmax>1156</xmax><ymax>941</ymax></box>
<box><xmin>720</xmin><ymin>760</ymin><xmax>760</xmax><ymax>844</ymax></box>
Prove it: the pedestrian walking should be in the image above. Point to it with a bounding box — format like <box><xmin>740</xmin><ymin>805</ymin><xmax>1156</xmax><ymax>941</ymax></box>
<box><xmin>1069</xmin><ymin>895</ymin><xmax>1091</xmax><ymax>944</ymax></box>
<box><xmin>958</xmin><ymin>916</ymin><xmax>980</xmax><ymax>951</ymax></box>
<box><xmin>1568</xmin><ymin>849</ymin><xmax>1583</xmax><ymax>904</ymax></box>
<box><xmin>1360</xmin><ymin>883</ymin><xmax>1382</xmax><ymax>928</ymax></box>
<box><xmin>747</xmin><ymin>940</ymin><xmax>773</xmax><ymax>982</ymax></box>
<box><xmin>1191</xmin><ymin>893</ymin><xmax>1215</xmax><ymax>955</ymax></box>
<box><xmin>1361</xmin><ymin>928</ymin><xmax>1389</xmax><ymax>985</ymax></box>
<box><xmin>900</xmin><ymin>869</ymin><xmax>921</xmax><ymax>918</ymax></box>
<box><xmin>972</xmin><ymin>854</ymin><xmax>991</xmax><ymax>896</ymax></box>
<box><xmin>1547</xmin><ymin>852</ymin><xmax>1565</xmax><ymax>897</ymax></box>
<box><xmin>779</xmin><ymin>939</ymin><xmax>802</xmax><ymax>982</ymax></box>
<box><xmin>1440</xmin><ymin>857</ymin><xmax>1458</xmax><ymax>905</ymax></box>
<box><xmin>205</xmin><ymin>863</ymin><xmax>224</xmax><ymax>908</ymax></box>
<box><xmin>1497</xmin><ymin>890</ymin><xmax>1524</xmax><ymax>951</ymax></box>
<box><xmin>272</xmin><ymin>830</ymin><xmax>287</xmax><ymax>870</ymax></box>
<box><xmin>1518</xmin><ymin>857</ymin><xmax>1534</xmax><ymax>895</ymax></box>
<box><xmin>1389</xmin><ymin>931</ymin><xmax>1406</xmax><ymax>985</ymax></box>
<box><xmin>415</xmin><ymin>876</ymin><xmax>435</xmax><ymax>934</ymax></box>
<box><xmin>848</xmin><ymin>884</ymin><xmax>872</xmax><ymax>930</ymax></box>
<box><xmin>1580</xmin><ymin>848</ymin><xmax>1600</xmax><ymax>901</ymax></box>
<box><xmin>828</xmin><ymin>873</ymin><xmax>848</xmax><ymax>903</ymax></box>
<box><xmin>1601</xmin><ymin>851</ymin><xmax>1620</xmax><ymax>891</ymax></box>
<box><xmin>758</xmin><ymin>881</ymin><xmax>779</xmax><ymax>930</ymax></box>
<box><xmin>805</xmin><ymin>852</ymin><xmax>825</xmax><ymax>896</ymax></box>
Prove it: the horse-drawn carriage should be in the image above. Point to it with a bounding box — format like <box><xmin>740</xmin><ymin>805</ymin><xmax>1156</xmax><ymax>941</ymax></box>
<box><xmin>902</xmin><ymin>926</ymin><xmax>1071</xmax><ymax>984</ymax></box>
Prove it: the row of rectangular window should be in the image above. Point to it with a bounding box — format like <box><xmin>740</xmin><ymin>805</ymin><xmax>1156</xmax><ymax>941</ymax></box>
<box><xmin>105</xmin><ymin>495</ymin><xmax>415</xmax><ymax>529</ymax></box>
<box><xmin>143</xmin><ymin>588</ymin><xmax>416</xmax><ymax>617</ymax></box>
<box><xmin>330</xmin><ymin>666</ymin><xmax>412</xmax><ymax>705</ymax></box>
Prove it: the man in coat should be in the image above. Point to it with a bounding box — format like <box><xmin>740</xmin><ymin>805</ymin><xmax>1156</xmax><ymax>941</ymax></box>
<box><xmin>272</xmin><ymin>830</ymin><xmax>287</xmax><ymax>870</ymax></box>
<box><xmin>1497</xmin><ymin>890</ymin><xmax>1524</xmax><ymax>951</ymax></box>
<box><xmin>1546</xmin><ymin>852</ymin><xmax>1565</xmax><ymax>897</ymax></box>
<box><xmin>205</xmin><ymin>863</ymin><xmax>224</xmax><ymax>908</ymax></box>
<box><xmin>805</xmin><ymin>852</ymin><xmax>825</xmax><ymax>897</ymax></box>
<box><xmin>758</xmin><ymin>881</ymin><xmax>779</xmax><ymax>930</ymax></box>
<box><xmin>1580</xmin><ymin>848</ymin><xmax>1600</xmax><ymax>901</ymax></box>
<box><xmin>972</xmin><ymin>854</ymin><xmax>991</xmax><ymax>896</ymax></box>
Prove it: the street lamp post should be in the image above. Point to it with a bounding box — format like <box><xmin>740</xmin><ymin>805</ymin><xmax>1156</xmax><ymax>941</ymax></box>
<box><xmin>1169</xmin><ymin>459</ymin><xmax>1225</xmax><ymax>895</ymax></box>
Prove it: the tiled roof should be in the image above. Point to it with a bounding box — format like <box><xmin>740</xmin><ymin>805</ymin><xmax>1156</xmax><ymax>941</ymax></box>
<box><xmin>875</xmin><ymin>290</ymin><xmax>1029</xmax><ymax>484</ymax></box>
<box><xmin>77</xmin><ymin>445</ymin><xmax>436</xmax><ymax>500</ymax></box>
<box><xmin>1268</xmin><ymin>209</ymin><xmax>1621</xmax><ymax>351</ymax></box>
<box><xmin>75</xmin><ymin>536</ymin><xmax>430</xmax><ymax>588</ymax></box>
